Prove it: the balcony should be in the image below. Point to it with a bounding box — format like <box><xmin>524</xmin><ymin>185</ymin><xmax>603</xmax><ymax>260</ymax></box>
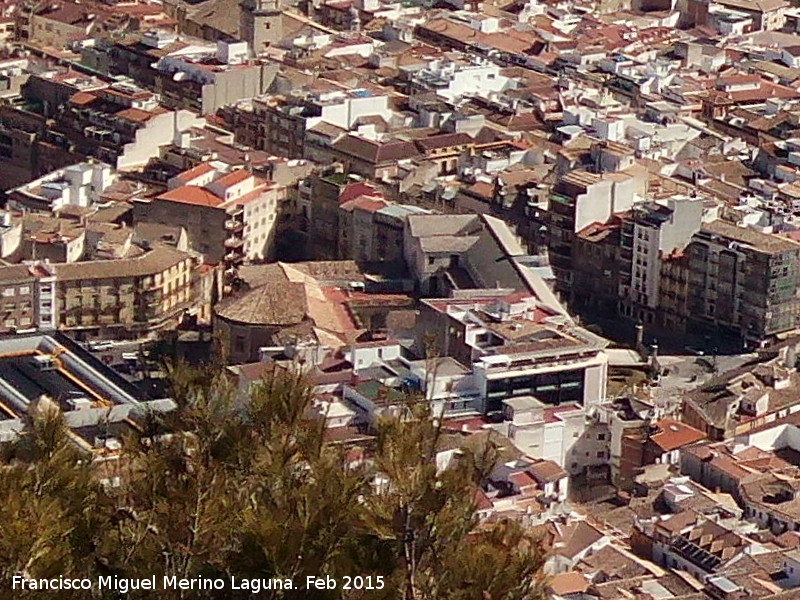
<box><xmin>224</xmin><ymin>251</ymin><xmax>244</xmax><ymax>264</ymax></box>
<box><xmin>225</xmin><ymin>219</ymin><xmax>244</xmax><ymax>231</ymax></box>
<box><xmin>225</xmin><ymin>237</ymin><xmax>244</xmax><ymax>248</ymax></box>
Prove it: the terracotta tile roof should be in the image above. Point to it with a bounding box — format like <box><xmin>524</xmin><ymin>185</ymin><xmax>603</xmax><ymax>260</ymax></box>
<box><xmin>69</xmin><ymin>91</ymin><xmax>98</xmax><ymax>105</ymax></box>
<box><xmin>549</xmin><ymin>572</ymin><xmax>589</xmax><ymax>596</ymax></box>
<box><xmin>54</xmin><ymin>246</ymin><xmax>192</xmax><ymax>281</ymax></box>
<box><xmin>227</xmin><ymin>361</ymin><xmax>271</xmax><ymax>383</ymax></box>
<box><xmin>333</xmin><ymin>135</ymin><xmax>420</xmax><ymax>164</ymax></box>
<box><xmin>340</xmin><ymin>195</ymin><xmax>390</xmax><ymax>213</ymax></box>
<box><xmin>38</xmin><ymin>3</ymin><xmax>98</xmax><ymax>26</ymax></box>
<box><xmin>649</xmin><ymin>419</ymin><xmax>707</xmax><ymax>452</ymax></box>
<box><xmin>215</xmin><ymin>263</ymin><xmax>360</xmax><ymax>345</ymax></box>
<box><xmin>577</xmin><ymin>545</ymin><xmax>652</xmax><ymax>580</ymax></box>
<box><xmin>212</xmin><ymin>169</ymin><xmax>252</xmax><ymax>189</ymax></box>
<box><xmin>0</xmin><ymin>265</ymin><xmax>37</xmax><ymax>284</ymax></box>
<box><xmin>174</xmin><ymin>162</ymin><xmax>216</xmax><ymax>183</ymax></box>
<box><xmin>552</xmin><ymin>521</ymin><xmax>605</xmax><ymax>559</ymax></box>
<box><xmin>657</xmin><ymin>509</ymin><xmax>700</xmax><ymax>534</ymax></box>
<box><xmin>115</xmin><ymin>107</ymin><xmax>154</xmax><ymax>123</ymax></box>
<box><xmin>339</xmin><ymin>181</ymin><xmax>381</xmax><ymax>204</ymax></box>
<box><xmin>473</xmin><ymin>488</ymin><xmax>493</xmax><ymax>511</ymax></box>
<box><xmin>466</xmin><ymin>181</ymin><xmax>493</xmax><ymax>200</ymax></box>
<box><xmin>216</xmin><ymin>280</ymin><xmax>309</xmax><ymax>326</ymax></box>
<box><xmin>509</xmin><ymin>471</ymin><xmax>537</xmax><ymax>488</ymax></box>
<box><xmin>157</xmin><ymin>186</ymin><xmax>223</xmax><ymax>208</ymax></box>
<box><xmin>726</xmin><ymin>81</ymin><xmax>800</xmax><ymax>104</ymax></box>
<box><xmin>528</xmin><ymin>459</ymin><xmax>568</xmax><ymax>483</ymax></box>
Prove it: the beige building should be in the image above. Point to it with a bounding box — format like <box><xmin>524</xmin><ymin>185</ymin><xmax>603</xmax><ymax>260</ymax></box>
<box><xmin>53</xmin><ymin>246</ymin><xmax>201</xmax><ymax>337</ymax></box>
<box><xmin>134</xmin><ymin>166</ymin><xmax>283</xmax><ymax>280</ymax></box>
<box><xmin>0</xmin><ymin>265</ymin><xmax>40</xmax><ymax>333</ymax></box>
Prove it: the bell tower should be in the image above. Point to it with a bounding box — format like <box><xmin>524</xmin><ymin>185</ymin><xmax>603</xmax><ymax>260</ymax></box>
<box><xmin>239</xmin><ymin>0</ymin><xmax>283</xmax><ymax>55</ymax></box>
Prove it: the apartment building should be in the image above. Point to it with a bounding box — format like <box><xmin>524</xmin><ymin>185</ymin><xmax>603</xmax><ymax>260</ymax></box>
<box><xmin>53</xmin><ymin>246</ymin><xmax>200</xmax><ymax>337</ymax></box>
<box><xmin>546</xmin><ymin>169</ymin><xmax>644</xmax><ymax>298</ymax></box>
<box><xmin>0</xmin><ymin>249</ymin><xmax>198</xmax><ymax>338</ymax></box>
<box><xmin>235</xmin><ymin>88</ymin><xmax>395</xmax><ymax>159</ymax></box>
<box><xmin>684</xmin><ymin>220</ymin><xmax>800</xmax><ymax>344</ymax></box>
<box><xmin>0</xmin><ymin>263</ymin><xmax>56</xmax><ymax>333</ymax></box>
<box><xmin>56</xmin><ymin>81</ymin><xmax>204</xmax><ymax>170</ymax></box>
<box><xmin>0</xmin><ymin>104</ymin><xmax>86</xmax><ymax>191</ymax></box>
<box><xmin>338</xmin><ymin>196</ymin><xmax>429</xmax><ymax>263</ymax></box>
<box><xmin>134</xmin><ymin>165</ymin><xmax>283</xmax><ymax>270</ymax></box>
<box><xmin>498</xmin><ymin>397</ymin><xmax>611</xmax><ymax>477</ymax></box>
<box><xmin>303</xmin><ymin>174</ymin><xmax>383</xmax><ymax>260</ymax></box>
<box><xmin>548</xmin><ymin>173</ymin><xmax>800</xmax><ymax>345</ymax></box>
<box><xmin>712</xmin><ymin>0</ymin><xmax>788</xmax><ymax>31</ymax></box>
<box><xmin>617</xmin><ymin>196</ymin><xmax>704</xmax><ymax>326</ymax></box>
<box><xmin>419</xmin><ymin>293</ymin><xmax>609</xmax><ymax>414</ymax></box>
<box><xmin>7</xmin><ymin>162</ymin><xmax>117</xmax><ymax>213</ymax></box>
<box><xmin>99</xmin><ymin>33</ymin><xmax>280</xmax><ymax>115</ymax></box>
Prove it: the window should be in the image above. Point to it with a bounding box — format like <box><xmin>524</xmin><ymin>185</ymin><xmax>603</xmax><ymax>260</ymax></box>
<box><xmin>598</xmin><ymin>433</ymin><xmax>606</xmax><ymax>440</ymax></box>
<box><xmin>2</xmin><ymin>288</ymin><xmax>14</xmax><ymax>297</ymax></box>
<box><xmin>596</xmin><ymin>451</ymin><xmax>604</xmax><ymax>459</ymax></box>
<box><xmin>428</xmin><ymin>256</ymin><xmax>435</xmax><ymax>265</ymax></box>
<box><xmin>18</xmin><ymin>286</ymin><xmax>30</xmax><ymax>295</ymax></box>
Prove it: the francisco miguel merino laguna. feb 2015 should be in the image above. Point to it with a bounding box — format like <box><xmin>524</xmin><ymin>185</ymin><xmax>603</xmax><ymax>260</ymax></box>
<box><xmin>12</xmin><ymin>575</ymin><xmax>387</xmax><ymax>593</ymax></box>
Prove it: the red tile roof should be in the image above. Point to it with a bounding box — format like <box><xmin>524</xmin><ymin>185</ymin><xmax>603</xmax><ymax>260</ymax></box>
<box><xmin>339</xmin><ymin>181</ymin><xmax>381</xmax><ymax>204</ymax></box>
<box><xmin>212</xmin><ymin>169</ymin><xmax>252</xmax><ymax>189</ymax></box>
<box><xmin>473</xmin><ymin>488</ymin><xmax>493</xmax><ymax>511</ymax></box>
<box><xmin>549</xmin><ymin>572</ymin><xmax>589</xmax><ymax>596</ymax></box>
<box><xmin>340</xmin><ymin>195</ymin><xmax>389</xmax><ymax>213</ymax></box>
<box><xmin>157</xmin><ymin>186</ymin><xmax>222</xmax><ymax>208</ymax></box>
<box><xmin>70</xmin><ymin>91</ymin><xmax>97</xmax><ymax>105</ymax></box>
<box><xmin>115</xmin><ymin>107</ymin><xmax>154</xmax><ymax>123</ymax></box>
<box><xmin>175</xmin><ymin>162</ymin><xmax>216</xmax><ymax>183</ymax></box>
<box><xmin>509</xmin><ymin>471</ymin><xmax>537</xmax><ymax>488</ymax></box>
<box><xmin>528</xmin><ymin>460</ymin><xmax>568</xmax><ymax>483</ymax></box>
<box><xmin>649</xmin><ymin>419</ymin><xmax>707</xmax><ymax>452</ymax></box>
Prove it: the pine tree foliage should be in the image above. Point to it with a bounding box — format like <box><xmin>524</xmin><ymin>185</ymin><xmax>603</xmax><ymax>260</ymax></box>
<box><xmin>0</xmin><ymin>365</ymin><xmax>546</xmax><ymax>600</ymax></box>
